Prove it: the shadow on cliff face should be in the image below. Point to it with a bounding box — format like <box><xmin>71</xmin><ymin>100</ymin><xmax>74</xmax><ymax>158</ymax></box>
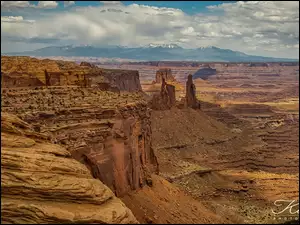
<box><xmin>1</xmin><ymin>112</ymin><xmax>138</xmax><ymax>224</ymax></box>
<box><xmin>149</xmin><ymin>105</ymin><xmax>299</xmax><ymax>224</ymax></box>
<box><xmin>149</xmin><ymin>74</ymin><xmax>200</xmax><ymax>111</ymax></box>
<box><xmin>1</xmin><ymin>56</ymin><xmax>159</xmax><ymax>199</ymax></box>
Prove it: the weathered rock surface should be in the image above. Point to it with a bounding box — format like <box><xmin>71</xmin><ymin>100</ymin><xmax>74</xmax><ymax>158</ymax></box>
<box><xmin>1</xmin><ymin>86</ymin><xmax>158</xmax><ymax>197</ymax></box>
<box><xmin>154</xmin><ymin>68</ymin><xmax>176</xmax><ymax>83</ymax></box>
<box><xmin>1</xmin><ymin>112</ymin><xmax>138</xmax><ymax>224</ymax></box>
<box><xmin>149</xmin><ymin>78</ymin><xmax>176</xmax><ymax>110</ymax></box>
<box><xmin>1</xmin><ymin>56</ymin><xmax>142</xmax><ymax>92</ymax></box>
<box><xmin>101</xmin><ymin>68</ymin><xmax>142</xmax><ymax>92</ymax></box>
<box><xmin>1</xmin><ymin>72</ymin><xmax>45</xmax><ymax>88</ymax></box>
<box><xmin>80</xmin><ymin>61</ymin><xmax>97</xmax><ymax>68</ymax></box>
<box><xmin>185</xmin><ymin>74</ymin><xmax>201</xmax><ymax>109</ymax></box>
<box><xmin>193</xmin><ymin>67</ymin><xmax>217</xmax><ymax>80</ymax></box>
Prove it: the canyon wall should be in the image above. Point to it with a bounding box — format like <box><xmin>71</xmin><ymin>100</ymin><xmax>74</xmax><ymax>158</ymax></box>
<box><xmin>154</xmin><ymin>68</ymin><xmax>176</xmax><ymax>83</ymax></box>
<box><xmin>1</xmin><ymin>85</ymin><xmax>158</xmax><ymax>197</ymax></box>
<box><xmin>1</xmin><ymin>112</ymin><xmax>138</xmax><ymax>224</ymax></box>
<box><xmin>101</xmin><ymin>69</ymin><xmax>142</xmax><ymax>92</ymax></box>
<box><xmin>1</xmin><ymin>56</ymin><xmax>158</xmax><ymax>197</ymax></box>
<box><xmin>150</xmin><ymin>78</ymin><xmax>176</xmax><ymax>110</ymax></box>
<box><xmin>1</xmin><ymin>56</ymin><xmax>142</xmax><ymax>92</ymax></box>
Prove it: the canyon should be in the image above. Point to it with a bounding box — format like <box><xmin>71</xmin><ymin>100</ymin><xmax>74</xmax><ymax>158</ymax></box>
<box><xmin>1</xmin><ymin>112</ymin><xmax>138</xmax><ymax>224</ymax></box>
<box><xmin>1</xmin><ymin>56</ymin><xmax>299</xmax><ymax>224</ymax></box>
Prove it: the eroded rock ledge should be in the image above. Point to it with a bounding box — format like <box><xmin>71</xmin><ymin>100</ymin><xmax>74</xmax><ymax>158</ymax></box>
<box><xmin>1</xmin><ymin>56</ymin><xmax>142</xmax><ymax>92</ymax></box>
<box><xmin>1</xmin><ymin>87</ymin><xmax>158</xmax><ymax>197</ymax></box>
<box><xmin>1</xmin><ymin>112</ymin><xmax>138</xmax><ymax>224</ymax></box>
<box><xmin>154</xmin><ymin>68</ymin><xmax>176</xmax><ymax>84</ymax></box>
<box><xmin>149</xmin><ymin>78</ymin><xmax>176</xmax><ymax>110</ymax></box>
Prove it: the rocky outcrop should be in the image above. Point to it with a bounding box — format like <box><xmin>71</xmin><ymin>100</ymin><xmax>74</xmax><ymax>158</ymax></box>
<box><xmin>1</xmin><ymin>112</ymin><xmax>138</xmax><ymax>224</ymax></box>
<box><xmin>1</xmin><ymin>73</ymin><xmax>45</xmax><ymax>88</ymax></box>
<box><xmin>155</xmin><ymin>68</ymin><xmax>176</xmax><ymax>83</ymax></box>
<box><xmin>1</xmin><ymin>56</ymin><xmax>142</xmax><ymax>93</ymax></box>
<box><xmin>185</xmin><ymin>74</ymin><xmax>201</xmax><ymax>109</ymax></box>
<box><xmin>80</xmin><ymin>61</ymin><xmax>97</xmax><ymax>68</ymax></box>
<box><xmin>193</xmin><ymin>67</ymin><xmax>217</xmax><ymax>80</ymax></box>
<box><xmin>1</xmin><ymin>56</ymin><xmax>93</xmax><ymax>88</ymax></box>
<box><xmin>1</xmin><ymin>86</ymin><xmax>158</xmax><ymax>197</ymax></box>
<box><xmin>149</xmin><ymin>78</ymin><xmax>176</xmax><ymax>110</ymax></box>
<box><xmin>102</xmin><ymin>69</ymin><xmax>142</xmax><ymax>92</ymax></box>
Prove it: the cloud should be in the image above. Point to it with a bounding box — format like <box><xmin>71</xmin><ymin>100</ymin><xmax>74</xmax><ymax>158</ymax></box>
<box><xmin>1</xmin><ymin>1</ymin><xmax>34</xmax><ymax>10</ymax></box>
<box><xmin>64</xmin><ymin>1</ymin><xmax>75</xmax><ymax>7</ymax></box>
<box><xmin>1</xmin><ymin>1</ymin><xmax>58</xmax><ymax>10</ymax></box>
<box><xmin>1</xmin><ymin>1</ymin><xmax>299</xmax><ymax>58</ymax></box>
<box><xmin>100</xmin><ymin>1</ymin><xmax>122</xmax><ymax>5</ymax></box>
<box><xmin>36</xmin><ymin>1</ymin><xmax>58</xmax><ymax>9</ymax></box>
<box><xmin>1</xmin><ymin>16</ymin><xmax>35</xmax><ymax>23</ymax></box>
<box><xmin>1</xmin><ymin>16</ymin><xmax>24</xmax><ymax>22</ymax></box>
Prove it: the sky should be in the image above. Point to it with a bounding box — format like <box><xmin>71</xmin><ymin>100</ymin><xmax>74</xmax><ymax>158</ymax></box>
<box><xmin>1</xmin><ymin>1</ymin><xmax>299</xmax><ymax>59</ymax></box>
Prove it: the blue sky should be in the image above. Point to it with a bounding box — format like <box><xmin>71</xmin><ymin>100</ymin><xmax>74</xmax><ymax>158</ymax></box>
<box><xmin>83</xmin><ymin>1</ymin><xmax>235</xmax><ymax>14</ymax></box>
<box><xmin>27</xmin><ymin>1</ymin><xmax>235</xmax><ymax>13</ymax></box>
<box><xmin>2</xmin><ymin>1</ymin><xmax>235</xmax><ymax>15</ymax></box>
<box><xmin>1</xmin><ymin>1</ymin><xmax>299</xmax><ymax>58</ymax></box>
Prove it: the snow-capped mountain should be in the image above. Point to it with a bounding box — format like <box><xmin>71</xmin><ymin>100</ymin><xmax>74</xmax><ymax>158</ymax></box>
<box><xmin>3</xmin><ymin>44</ymin><xmax>298</xmax><ymax>62</ymax></box>
<box><xmin>146</xmin><ymin>43</ymin><xmax>182</xmax><ymax>49</ymax></box>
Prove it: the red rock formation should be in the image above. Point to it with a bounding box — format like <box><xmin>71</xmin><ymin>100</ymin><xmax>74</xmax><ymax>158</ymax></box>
<box><xmin>155</xmin><ymin>68</ymin><xmax>176</xmax><ymax>83</ymax></box>
<box><xmin>1</xmin><ymin>73</ymin><xmax>45</xmax><ymax>88</ymax></box>
<box><xmin>1</xmin><ymin>86</ymin><xmax>158</xmax><ymax>197</ymax></box>
<box><xmin>185</xmin><ymin>74</ymin><xmax>200</xmax><ymax>109</ymax></box>
<box><xmin>1</xmin><ymin>56</ymin><xmax>142</xmax><ymax>93</ymax></box>
<box><xmin>80</xmin><ymin>61</ymin><xmax>97</xmax><ymax>68</ymax></box>
<box><xmin>1</xmin><ymin>112</ymin><xmax>138</xmax><ymax>224</ymax></box>
<box><xmin>150</xmin><ymin>78</ymin><xmax>176</xmax><ymax>110</ymax></box>
<box><xmin>102</xmin><ymin>69</ymin><xmax>142</xmax><ymax>92</ymax></box>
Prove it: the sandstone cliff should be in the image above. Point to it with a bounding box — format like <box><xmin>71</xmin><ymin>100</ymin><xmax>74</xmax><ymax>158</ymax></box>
<box><xmin>1</xmin><ymin>56</ymin><xmax>142</xmax><ymax>93</ymax></box>
<box><xmin>1</xmin><ymin>112</ymin><xmax>138</xmax><ymax>224</ymax></box>
<box><xmin>102</xmin><ymin>68</ymin><xmax>142</xmax><ymax>92</ymax></box>
<box><xmin>149</xmin><ymin>78</ymin><xmax>176</xmax><ymax>110</ymax></box>
<box><xmin>185</xmin><ymin>74</ymin><xmax>201</xmax><ymax>109</ymax></box>
<box><xmin>154</xmin><ymin>68</ymin><xmax>176</xmax><ymax>83</ymax></box>
<box><xmin>1</xmin><ymin>86</ymin><xmax>158</xmax><ymax>197</ymax></box>
<box><xmin>80</xmin><ymin>61</ymin><xmax>97</xmax><ymax>68</ymax></box>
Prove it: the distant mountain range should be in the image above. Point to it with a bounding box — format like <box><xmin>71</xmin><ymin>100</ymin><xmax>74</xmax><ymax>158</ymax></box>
<box><xmin>2</xmin><ymin>44</ymin><xmax>298</xmax><ymax>62</ymax></box>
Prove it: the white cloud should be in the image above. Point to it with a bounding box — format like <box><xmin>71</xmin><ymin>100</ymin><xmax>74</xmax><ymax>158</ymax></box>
<box><xmin>100</xmin><ymin>1</ymin><xmax>122</xmax><ymax>5</ymax></box>
<box><xmin>1</xmin><ymin>16</ymin><xmax>35</xmax><ymax>24</ymax></box>
<box><xmin>1</xmin><ymin>1</ymin><xmax>34</xmax><ymax>10</ymax></box>
<box><xmin>36</xmin><ymin>1</ymin><xmax>58</xmax><ymax>9</ymax></box>
<box><xmin>181</xmin><ymin>27</ymin><xmax>195</xmax><ymax>35</ymax></box>
<box><xmin>1</xmin><ymin>1</ymin><xmax>299</xmax><ymax>58</ymax></box>
<box><xmin>1</xmin><ymin>16</ymin><xmax>24</xmax><ymax>22</ymax></box>
<box><xmin>64</xmin><ymin>1</ymin><xmax>75</xmax><ymax>7</ymax></box>
<box><xmin>1</xmin><ymin>1</ymin><xmax>58</xmax><ymax>10</ymax></box>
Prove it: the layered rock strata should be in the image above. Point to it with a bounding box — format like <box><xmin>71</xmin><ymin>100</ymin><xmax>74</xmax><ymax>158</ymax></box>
<box><xmin>1</xmin><ymin>112</ymin><xmax>138</xmax><ymax>224</ymax></box>
<box><xmin>154</xmin><ymin>68</ymin><xmax>176</xmax><ymax>83</ymax></box>
<box><xmin>1</xmin><ymin>86</ymin><xmax>158</xmax><ymax>197</ymax></box>
<box><xmin>1</xmin><ymin>56</ymin><xmax>142</xmax><ymax>92</ymax></box>
<box><xmin>149</xmin><ymin>78</ymin><xmax>176</xmax><ymax>110</ymax></box>
<box><xmin>185</xmin><ymin>74</ymin><xmax>201</xmax><ymax>109</ymax></box>
<box><xmin>102</xmin><ymin>68</ymin><xmax>142</xmax><ymax>92</ymax></box>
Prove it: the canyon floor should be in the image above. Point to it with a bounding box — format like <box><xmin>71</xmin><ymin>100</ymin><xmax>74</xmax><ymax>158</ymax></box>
<box><xmin>1</xmin><ymin>58</ymin><xmax>299</xmax><ymax>224</ymax></box>
<box><xmin>105</xmin><ymin>62</ymin><xmax>299</xmax><ymax>224</ymax></box>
